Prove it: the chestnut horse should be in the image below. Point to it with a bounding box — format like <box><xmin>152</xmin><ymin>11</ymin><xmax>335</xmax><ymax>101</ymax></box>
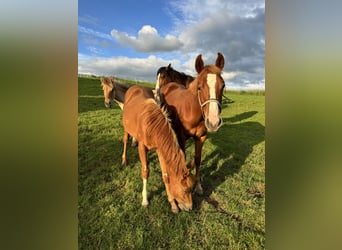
<box><xmin>159</xmin><ymin>52</ymin><xmax>225</xmax><ymax>194</ymax></box>
<box><xmin>100</xmin><ymin>77</ymin><xmax>130</xmax><ymax>109</ymax></box>
<box><xmin>121</xmin><ymin>85</ymin><xmax>194</xmax><ymax>213</ymax></box>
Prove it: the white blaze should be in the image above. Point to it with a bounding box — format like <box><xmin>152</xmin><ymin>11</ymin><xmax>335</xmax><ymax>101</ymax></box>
<box><xmin>207</xmin><ymin>74</ymin><xmax>219</xmax><ymax>123</ymax></box>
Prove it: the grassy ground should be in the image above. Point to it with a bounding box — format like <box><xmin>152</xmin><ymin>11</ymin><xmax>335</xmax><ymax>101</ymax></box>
<box><xmin>78</xmin><ymin>76</ymin><xmax>265</xmax><ymax>249</ymax></box>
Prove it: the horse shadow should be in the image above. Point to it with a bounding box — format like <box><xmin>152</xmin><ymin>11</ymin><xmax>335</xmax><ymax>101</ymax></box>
<box><xmin>194</xmin><ymin>111</ymin><xmax>265</xmax><ymax>209</ymax></box>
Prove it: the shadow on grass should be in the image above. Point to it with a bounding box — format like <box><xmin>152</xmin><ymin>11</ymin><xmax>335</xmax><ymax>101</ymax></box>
<box><xmin>194</xmin><ymin>111</ymin><xmax>265</xmax><ymax>210</ymax></box>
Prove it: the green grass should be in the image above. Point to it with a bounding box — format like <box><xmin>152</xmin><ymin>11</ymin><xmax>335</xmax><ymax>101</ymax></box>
<box><xmin>78</xmin><ymin>76</ymin><xmax>265</xmax><ymax>249</ymax></box>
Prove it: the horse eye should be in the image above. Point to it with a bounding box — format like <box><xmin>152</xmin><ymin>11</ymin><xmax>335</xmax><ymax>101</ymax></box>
<box><xmin>198</xmin><ymin>86</ymin><xmax>201</xmax><ymax>91</ymax></box>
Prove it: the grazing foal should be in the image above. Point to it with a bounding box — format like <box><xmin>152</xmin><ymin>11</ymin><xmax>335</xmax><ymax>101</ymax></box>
<box><xmin>160</xmin><ymin>53</ymin><xmax>225</xmax><ymax>194</ymax></box>
<box><xmin>121</xmin><ymin>85</ymin><xmax>194</xmax><ymax>213</ymax></box>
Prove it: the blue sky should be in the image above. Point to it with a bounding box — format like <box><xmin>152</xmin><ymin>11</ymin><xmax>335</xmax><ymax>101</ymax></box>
<box><xmin>78</xmin><ymin>0</ymin><xmax>265</xmax><ymax>90</ymax></box>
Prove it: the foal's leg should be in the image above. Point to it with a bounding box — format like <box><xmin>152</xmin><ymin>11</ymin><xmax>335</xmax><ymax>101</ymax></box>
<box><xmin>194</xmin><ymin>135</ymin><xmax>207</xmax><ymax>195</ymax></box>
<box><xmin>138</xmin><ymin>143</ymin><xmax>149</xmax><ymax>207</ymax></box>
<box><xmin>162</xmin><ymin>173</ymin><xmax>179</xmax><ymax>213</ymax></box>
<box><xmin>121</xmin><ymin>131</ymin><xmax>129</xmax><ymax>166</ymax></box>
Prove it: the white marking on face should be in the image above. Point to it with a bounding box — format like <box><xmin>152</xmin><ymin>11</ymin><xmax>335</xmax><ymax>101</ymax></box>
<box><xmin>156</xmin><ymin>73</ymin><xmax>160</xmax><ymax>91</ymax></box>
<box><xmin>206</xmin><ymin>74</ymin><xmax>219</xmax><ymax>122</ymax></box>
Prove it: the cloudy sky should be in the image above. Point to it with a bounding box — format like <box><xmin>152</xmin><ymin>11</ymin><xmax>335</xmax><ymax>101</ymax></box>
<box><xmin>78</xmin><ymin>0</ymin><xmax>265</xmax><ymax>90</ymax></box>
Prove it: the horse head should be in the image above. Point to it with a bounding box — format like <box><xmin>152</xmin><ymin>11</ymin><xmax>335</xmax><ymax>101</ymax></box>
<box><xmin>195</xmin><ymin>52</ymin><xmax>225</xmax><ymax>132</ymax></box>
<box><xmin>100</xmin><ymin>77</ymin><xmax>114</xmax><ymax>108</ymax></box>
<box><xmin>163</xmin><ymin>159</ymin><xmax>195</xmax><ymax>212</ymax></box>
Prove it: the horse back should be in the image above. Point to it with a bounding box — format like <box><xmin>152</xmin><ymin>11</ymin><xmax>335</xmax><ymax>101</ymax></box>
<box><xmin>123</xmin><ymin>85</ymin><xmax>155</xmax><ymax>144</ymax></box>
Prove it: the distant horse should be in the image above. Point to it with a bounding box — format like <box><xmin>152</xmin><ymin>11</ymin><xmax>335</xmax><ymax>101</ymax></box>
<box><xmin>100</xmin><ymin>77</ymin><xmax>130</xmax><ymax>109</ymax></box>
<box><xmin>159</xmin><ymin>52</ymin><xmax>225</xmax><ymax>194</ymax></box>
<box><xmin>100</xmin><ymin>77</ymin><xmax>137</xmax><ymax>146</ymax></box>
<box><xmin>121</xmin><ymin>85</ymin><xmax>194</xmax><ymax>213</ymax></box>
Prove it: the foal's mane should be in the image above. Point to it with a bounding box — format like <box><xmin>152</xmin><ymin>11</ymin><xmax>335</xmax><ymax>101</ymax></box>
<box><xmin>141</xmin><ymin>100</ymin><xmax>187</xmax><ymax>176</ymax></box>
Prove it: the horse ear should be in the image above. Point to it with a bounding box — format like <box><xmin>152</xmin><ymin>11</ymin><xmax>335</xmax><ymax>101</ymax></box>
<box><xmin>195</xmin><ymin>54</ymin><xmax>204</xmax><ymax>73</ymax></box>
<box><xmin>167</xmin><ymin>63</ymin><xmax>171</xmax><ymax>69</ymax></box>
<box><xmin>215</xmin><ymin>52</ymin><xmax>225</xmax><ymax>70</ymax></box>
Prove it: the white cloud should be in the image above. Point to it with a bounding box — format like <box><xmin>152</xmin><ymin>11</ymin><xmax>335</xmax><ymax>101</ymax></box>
<box><xmin>111</xmin><ymin>25</ymin><xmax>183</xmax><ymax>52</ymax></box>
<box><xmin>79</xmin><ymin>25</ymin><xmax>112</xmax><ymax>40</ymax></box>
<box><xmin>78</xmin><ymin>54</ymin><xmax>181</xmax><ymax>81</ymax></box>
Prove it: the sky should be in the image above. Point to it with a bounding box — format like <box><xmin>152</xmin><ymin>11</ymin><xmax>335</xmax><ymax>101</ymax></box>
<box><xmin>78</xmin><ymin>0</ymin><xmax>265</xmax><ymax>90</ymax></box>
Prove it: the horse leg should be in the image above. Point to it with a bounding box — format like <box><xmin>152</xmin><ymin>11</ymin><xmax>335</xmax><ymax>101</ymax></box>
<box><xmin>157</xmin><ymin>154</ymin><xmax>179</xmax><ymax>213</ymax></box>
<box><xmin>163</xmin><ymin>173</ymin><xmax>179</xmax><ymax>213</ymax></box>
<box><xmin>194</xmin><ymin>135</ymin><xmax>207</xmax><ymax>195</ymax></box>
<box><xmin>138</xmin><ymin>143</ymin><xmax>149</xmax><ymax>207</ymax></box>
<box><xmin>131</xmin><ymin>137</ymin><xmax>138</xmax><ymax>147</ymax></box>
<box><xmin>121</xmin><ymin>131</ymin><xmax>129</xmax><ymax>166</ymax></box>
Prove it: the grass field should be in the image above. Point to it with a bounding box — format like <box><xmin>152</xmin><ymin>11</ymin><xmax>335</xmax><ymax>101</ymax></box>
<box><xmin>78</xmin><ymin>76</ymin><xmax>265</xmax><ymax>249</ymax></box>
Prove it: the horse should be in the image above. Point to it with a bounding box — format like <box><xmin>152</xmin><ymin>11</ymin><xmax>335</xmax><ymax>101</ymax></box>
<box><xmin>100</xmin><ymin>77</ymin><xmax>137</xmax><ymax>146</ymax></box>
<box><xmin>159</xmin><ymin>52</ymin><xmax>225</xmax><ymax>195</ymax></box>
<box><xmin>121</xmin><ymin>85</ymin><xmax>195</xmax><ymax>213</ymax></box>
<box><xmin>100</xmin><ymin>77</ymin><xmax>130</xmax><ymax>109</ymax></box>
<box><xmin>156</xmin><ymin>63</ymin><xmax>195</xmax><ymax>90</ymax></box>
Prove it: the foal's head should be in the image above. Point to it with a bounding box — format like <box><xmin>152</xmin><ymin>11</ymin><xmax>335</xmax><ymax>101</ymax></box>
<box><xmin>165</xmin><ymin>160</ymin><xmax>195</xmax><ymax>212</ymax></box>
<box><xmin>100</xmin><ymin>77</ymin><xmax>114</xmax><ymax>108</ymax></box>
<box><xmin>195</xmin><ymin>52</ymin><xmax>225</xmax><ymax>132</ymax></box>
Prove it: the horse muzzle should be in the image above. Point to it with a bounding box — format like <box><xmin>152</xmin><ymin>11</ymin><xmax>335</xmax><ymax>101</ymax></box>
<box><xmin>205</xmin><ymin>116</ymin><xmax>223</xmax><ymax>132</ymax></box>
<box><xmin>178</xmin><ymin>202</ymin><xmax>192</xmax><ymax>212</ymax></box>
<box><xmin>104</xmin><ymin>101</ymin><xmax>111</xmax><ymax>108</ymax></box>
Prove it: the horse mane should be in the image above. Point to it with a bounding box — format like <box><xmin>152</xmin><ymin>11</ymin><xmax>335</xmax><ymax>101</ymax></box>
<box><xmin>141</xmin><ymin>100</ymin><xmax>187</xmax><ymax>177</ymax></box>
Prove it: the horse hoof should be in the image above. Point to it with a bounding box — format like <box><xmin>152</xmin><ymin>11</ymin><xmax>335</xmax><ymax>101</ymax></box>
<box><xmin>195</xmin><ymin>185</ymin><xmax>203</xmax><ymax>195</ymax></box>
<box><xmin>171</xmin><ymin>208</ymin><xmax>179</xmax><ymax>214</ymax></box>
<box><xmin>121</xmin><ymin>159</ymin><xmax>127</xmax><ymax>167</ymax></box>
<box><xmin>142</xmin><ymin>201</ymin><xmax>149</xmax><ymax>208</ymax></box>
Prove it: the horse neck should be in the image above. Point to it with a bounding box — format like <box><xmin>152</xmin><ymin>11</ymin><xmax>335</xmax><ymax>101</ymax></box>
<box><xmin>156</xmin><ymin>146</ymin><xmax>186</xmax><ymax>178</ymax></box>
<box><xmin>188</xmin><ymin>78</ymin><xmax>200</xmax><ymax>98</ymax></box>
<box><xmin>153</xmin><ymin>120</ymin><xmax>187</xmax><ymax>177</ymax></box>
<box><xmin>174</xmin><ymin>72</ymin><xmax>193</xmax><ymax>87</ymax></box>
<box><xmin>113</xmin><ymin>82</ymin><xmax>128</xmax><ymax>103</ymax></box>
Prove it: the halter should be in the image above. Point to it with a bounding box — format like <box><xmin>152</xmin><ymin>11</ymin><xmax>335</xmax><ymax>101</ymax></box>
<box><xmin>197</xmin><ymin>90</ymin><xmax>223</xmax><ymax>129</ymax></box>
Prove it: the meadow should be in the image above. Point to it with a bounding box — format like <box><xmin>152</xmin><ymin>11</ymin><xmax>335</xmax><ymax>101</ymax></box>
<box><xmin>78</xmin><ymin>76</ymin><xmax>265</xmax><ymax>249</ymax></box>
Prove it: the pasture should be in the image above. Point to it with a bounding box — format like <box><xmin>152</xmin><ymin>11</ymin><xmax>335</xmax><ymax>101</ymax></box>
<box><xmin>78</xmin><ymin>76</ymin><xmax>265</xmax><ymax>249</ymax></box>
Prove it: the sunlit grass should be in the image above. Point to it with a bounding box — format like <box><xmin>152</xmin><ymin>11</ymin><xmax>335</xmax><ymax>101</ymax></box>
<box><xmin>78</xmin><ymin>77</ymin><xmax>265</xmax><ymax>249</ymax></box>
